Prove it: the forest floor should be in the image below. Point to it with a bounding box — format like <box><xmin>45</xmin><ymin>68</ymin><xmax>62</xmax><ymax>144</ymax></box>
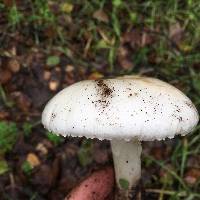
<box><xmin>0</xmin><ymin>1</ymin><xmax>200</xmax><ymax>200</ymax></box>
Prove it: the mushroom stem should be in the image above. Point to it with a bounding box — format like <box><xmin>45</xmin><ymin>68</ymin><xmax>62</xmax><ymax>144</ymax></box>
<box><xmin>111</xmin><ymin>140</ymin><xmax>142</xmax><ymax>199</ymax></box>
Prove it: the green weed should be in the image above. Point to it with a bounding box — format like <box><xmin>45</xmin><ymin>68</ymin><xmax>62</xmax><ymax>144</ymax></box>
<box><xmin>7</xmin><ymin>4</ymin><xmax>23</xmax><ymax>29</ymax></box>
<box><xmin>46</xmin><ymin>131</ymin><xmax>64</xmax><ymax>146</ymax></box>
<box><xmin>78</xmin><ymin>139</ymin><xmax>93</xmax><ymax>166</ymax></box>
<box><xmin>0</xmin><ymin>121</ymin><xmax>18</xmax><ymax>153</ymax></box>
<box><xmin>21</xmin><ymin>160</ymin><xmax>33</xmax><ymax>175</ymax></box>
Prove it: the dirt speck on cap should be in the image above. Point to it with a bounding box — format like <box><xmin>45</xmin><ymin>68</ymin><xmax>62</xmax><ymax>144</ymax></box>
<box><xmin>96</xmin><ymin>79</ymin><xmax>113</xmax><ymax>98</ymax></box>
<box><xmin>93</xmin><ymin>79</ymin><xmax>114</xmax><ymax>111</ymax></box>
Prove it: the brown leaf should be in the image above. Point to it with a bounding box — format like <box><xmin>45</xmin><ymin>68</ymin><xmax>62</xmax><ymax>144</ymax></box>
<box><xmin>65</xmin><ymin>65</ymin><xmax>75</xmax><ymax>73</ymax></box>
<box><xmin>88</xmin><ymin>72</ymin><xmax>104</xmax><ymax>80</ymax></box>
<box><xmin>43</xmin><ymin>70</ymin><xmax>51</xmax><ymax>81</ymax></box>
<box><xmin>117</xmin><ymin>46</ymin><xmax>134</xmax><ymax>69</ymax></box>
<box><xmin>169</xmin><ymin>22</ymin><xmax>184</xmax><ymax>45</ymax></box>
<box><xmin>184</xmin><ymin>168</ymin><xmax>200</xmax><ymax>185</ymax></box>
<box><xmin>0</xmin><ymin>69</ymin><xmax>12</xmax><ymax>84</ymax></box>
<box><xmin>0</xmin><ymin>111</ymin><xmax>10</xmax><ymax>120</ymax></box>
<box><xmin>7</xmin><ymin>58</ymin><xmax>20</xmax><ymax>73</ymax></box>
<box><xmin>118</xmin><ymin>57</ymin><xmax>134</xmax><ymax>70</ymax></box>
<box><xmin>122</xmin><ymin>28</ymin><xmax>154</xmax><ymax>49</ymax></box>
<box><xmin>93</xmin><ymin>9</ymin><xmax>109</xmax><ymax>23</ymax></box>
<box><xmin>26</xmin><ymin>153</ymin><xmax>41</xmax><ymax>168</ymax></box>
<box><xmin>49</xmin><ymin>80</ymin><xmax>59</xmax><ymax>91</ymax></box>
<box><xmin>36</xmin><ymin>143</ymin><xmax>48</xmax><ymax>156</ymax></box>
<box><xmin>11</xmin><ymin>91</ymin><xmax>32</xmax><ymax>112</ymax></box>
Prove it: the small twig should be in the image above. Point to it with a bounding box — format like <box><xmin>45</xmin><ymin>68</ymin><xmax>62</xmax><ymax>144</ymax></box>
<box><xmin>84</xmin><ymin>35</ymin><xmax>93</xmax><ymax>58</ymax></box>
<box><xmin>9</xmin><ymin>173</ymin><xmax>15</xmax><ymax>189</ymax></box>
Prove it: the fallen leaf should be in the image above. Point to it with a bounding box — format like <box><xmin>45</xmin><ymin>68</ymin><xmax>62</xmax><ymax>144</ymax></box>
<box><xmin>65</xmin><ymin>65</ymin><xmax>75</xmax><ymax>73</ymax></box>
<box><xmin>7</xmin><ymin>58</ymin><xmax>20</xmax><ymax>73</ymax></box>
<box><xmin>184</xmin><ymin>168</ymin><xmax>200</xmax><ymax>185</ymax></box>
<box><xmin>169</xmin><ymin>22</ymin><xmax>184</xmax><ymax>45</ymax></box>
<box><xmin>36</xmin><ymin>143</ymin><xmax>48</xmax><ymax>155</ymax></box>
<box><xmin>26</xmin><ymin>153</ymin><xmax>40</xmax><ymax>168</ymax></box>
<box><xmin>93</xmin><ymin>9</ymin><xmax>109</xmax><ymax>23</ymax></box>
<box><xmin>43</xmin><ymin>70</ymin><xmax>51</xmax><ymax>81</ymax></box>
<box><xmin>49</xmin><ymin>80</ymin><xmax>59</xmax><ymax>91</ymax></box>
<box><xmin>122</xmin><ymin>28</ymin><xmax>154</xmax><ymax>49</ymax></box>
<box><xmin>11</xmin><ymin>92</ymin><xmax>32</xmax><ymax>112</ymax></box>
<box><xmin>0</xmin><ymin>69</ymin><xmax>12</xmax><ymax>84</ymax></box>
<box><xmin>88</xmin><ymin>72</ymin><xmax>104</xmax><ymax>80</ymax></box>
<box><xmin>118</xmin><ymin>57</ymin><xmax>134</xmax><ymax>70</ymax></box>
<box><xmin>117</xmin><ymin>46</ymin><xmax>134</xmax><ymax>69</ymax></box>
<box><xmin>0</xmin><ymin>111</ymin><xmax>10</xmax><ymax>120</ymax></box>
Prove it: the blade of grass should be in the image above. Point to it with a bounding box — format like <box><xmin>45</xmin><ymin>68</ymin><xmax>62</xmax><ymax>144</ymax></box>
<box><xmin>180</xmin><ymin>138</ymin><xmax>188</xmax><ymax>178</ymax></box>
<box><xmin>145</xmin><ymin>155</ymin><xmax>188</xmax><ymax>191</ymax></box>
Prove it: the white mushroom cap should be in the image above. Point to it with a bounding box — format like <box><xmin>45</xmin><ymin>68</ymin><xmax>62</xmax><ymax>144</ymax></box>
<box><xmin>42</xmin><ymin>76</ymin><xmax>199</xmax><ymax>141</ymax></box>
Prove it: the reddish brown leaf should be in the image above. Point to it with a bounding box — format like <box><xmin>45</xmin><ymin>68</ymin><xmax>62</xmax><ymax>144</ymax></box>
<box><xmin>0</xmin><ymin>69</ymin><xmax>12</xmax><ymax>84</ymax></box>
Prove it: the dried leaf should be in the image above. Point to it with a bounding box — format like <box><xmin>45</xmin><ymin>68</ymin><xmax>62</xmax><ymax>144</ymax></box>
<box><xmin>11</xmin><ymin>92</ymin><xmax>32</xmax><ymax>112</ymax></box>
<box><xmin>169</xmin><ymin>22</ymin><xmax>184</xmax><ymax>45</ymax></box>
<box><xmin>26</xmin><ymin>153</ymin><xmax>40</xmax><ymax>168</ymax></box>
<box><xmin>0</xmin><ymin>69</ymin><xmax>12</xmax><ymax>84</ymax></box>
<box><xmin>88</xmin><ymin>72</ymin><xmax>104</xmax><ymax>80</ymax></box>
<box><xmin>93</xmin><ymin>9</ymin><xmax>109</xmax><ymax>23</ymax></box>
<box><xmin>184</xmin><ymin>168</ymin><xmax>200</xmax><ymax>185</ymax></box>
<box><xmin>122</xmin><ymin>29</ymin><xmax>154</xmax><ymax>49</ymax></box>
<box><xmin>36</xmin><ymin>143</ymin><xmax>48</xmax><ymax>155</ymax></box>
<box><xmin>7</xmin><ymin>58</ymin><xmax>20</xmax><ymax>73</ymax></box>
<box><xmin>49</xmin><ymin>80</ymin><xmax>59</xmax><ymax>91</ymax></box>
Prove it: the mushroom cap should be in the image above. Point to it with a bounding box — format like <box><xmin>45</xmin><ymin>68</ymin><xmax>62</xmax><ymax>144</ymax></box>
<box><xmin>42</xmin><ymin>76</ymin><xmax>199</xmax><ymax>141</ymax></box>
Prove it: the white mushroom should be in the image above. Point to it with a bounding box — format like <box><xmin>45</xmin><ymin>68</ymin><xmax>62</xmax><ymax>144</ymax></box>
<box><xmin>42</xmin><ymin>76</ymin><xmax>199</xmax><ymax>199</ymax></box>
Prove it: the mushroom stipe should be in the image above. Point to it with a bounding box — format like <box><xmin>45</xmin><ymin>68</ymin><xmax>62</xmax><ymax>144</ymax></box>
<box><xmin>42</xmin><ymin>75</ymin><xmax>199</xmax><ymax>200</ymax></box>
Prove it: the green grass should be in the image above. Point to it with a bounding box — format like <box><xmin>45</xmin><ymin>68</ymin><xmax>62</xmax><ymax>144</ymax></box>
<box><xmin>46</xmin><ymin>131</ymin><xmax>64</xmax><ymax>146</ymax></box>
<box><xmin>21</xmin><ymin>160</ymin><xmax>33</xmax><ymax>175</ymax></box>
<box><xmin>144</xmin><ymin>125</ymin><xmax>200</xmax><ymax>199</ymax></box>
